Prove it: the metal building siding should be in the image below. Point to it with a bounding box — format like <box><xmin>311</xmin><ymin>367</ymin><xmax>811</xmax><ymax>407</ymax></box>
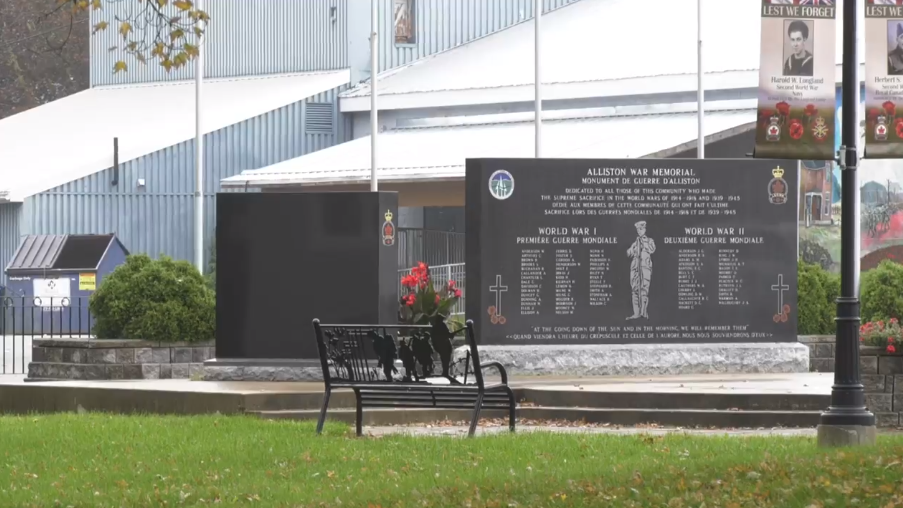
<box><xmin>378</xmin><ymin>0</ymin><xmax>580</xmax><ymax>72</ymax></box>
<box><xmin>25</xmin><ymin>88</ymin><xmax>347</xmax><ymax>268</ymax></box>
<box><xmin>90</xmin><ymin>0</ymin><xmax>349</xmax><ymax>87</ymax></box>
<box><xmin>0</xmin><ymin>203</ymin><xmax>23</xmax><ymax>285</ymax></box>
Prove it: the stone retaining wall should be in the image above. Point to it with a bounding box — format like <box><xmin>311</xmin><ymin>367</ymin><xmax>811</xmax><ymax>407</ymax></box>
<box><xmin>28</xmin><ymin>338</ymin><xmax>215</xmax><ymax>380</ymax></box>
<box><xmin>799</xmin><ymin>335</ymin><xmax>834</xmax><ymax>372</ymax></box>
<box><xmin>799</xmin><ymin>336</ymin><xmax>903</xmax><ymax>427</ymax></box>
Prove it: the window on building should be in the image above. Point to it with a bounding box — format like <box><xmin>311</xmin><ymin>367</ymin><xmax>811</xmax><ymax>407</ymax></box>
<box><xmin>394</xmin><ymin>0</ymin><xmax>415</xmax><ymax>44</ymax></box>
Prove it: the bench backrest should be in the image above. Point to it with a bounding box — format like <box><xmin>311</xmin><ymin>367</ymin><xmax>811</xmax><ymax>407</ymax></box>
<box><xmin>311</xmin><ymin>319</ymin><xmax>485</xmax><ymax>388</ymax></box>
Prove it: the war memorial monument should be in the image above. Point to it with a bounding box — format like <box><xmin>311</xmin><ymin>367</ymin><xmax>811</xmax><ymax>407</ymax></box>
<box><xmin>464</xmin><ymin>158</ymin><xmax>809</xmax><ymax>376</ymax></box>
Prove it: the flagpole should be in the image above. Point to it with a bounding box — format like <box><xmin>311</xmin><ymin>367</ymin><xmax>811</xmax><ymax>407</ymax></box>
<box><xmin>370</xmin><ymin>0</ymin><xmax>379</xmax><ymax>191</ymax></box>
<box><xmin>697</xmin><ymin>0</ymin><xmax>704</xmax><ymax>158</ymax></box>
<box><xmin>194</xmin><ymin>0</ymin><xmax>205</xmax><ymax>272</ymax></box>
<box><xmin>534</xmin><ymin>0</ymin><xmax>542</xmax><ymax>158</ymax></box>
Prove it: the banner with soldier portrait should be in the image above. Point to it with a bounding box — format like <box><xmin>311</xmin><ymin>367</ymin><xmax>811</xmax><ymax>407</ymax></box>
<box><xmin>865</xmin><ymin>1</ymin><xmax>903</xmax><ymax>158</ymax></box>
<box><xmin>755</xmin><ymin>0</ymin><xmax>837</xmax><ymax>161</ymax></box>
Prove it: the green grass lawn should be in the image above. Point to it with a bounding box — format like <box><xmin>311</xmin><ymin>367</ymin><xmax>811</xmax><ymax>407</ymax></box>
<box><xmin>1</xmin><ymin>415</ymin><xmax>902</xmax><ymax>507</ymax></box>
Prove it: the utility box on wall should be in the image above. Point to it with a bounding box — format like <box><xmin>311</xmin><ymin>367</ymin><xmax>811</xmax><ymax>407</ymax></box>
<box><xmin>214</xmin><ymin>191</ymin><xmax>399</xmax><ymax>360</ymax></box>
<box><xmin>3</xmin><ymin>234</ymin><xmax>129</xmax><ymax>335</ymax></box>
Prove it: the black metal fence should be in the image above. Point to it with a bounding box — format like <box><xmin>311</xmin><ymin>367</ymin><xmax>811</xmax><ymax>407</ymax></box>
<box><xmin>1</xmin><ymin>296</ymin><xmax>95</xmax><ymax>375</ymax></box>
<box><xmin>397</xmin><ymin>228</ymin><xmax>465</xmax><ymax>269</ymax></box>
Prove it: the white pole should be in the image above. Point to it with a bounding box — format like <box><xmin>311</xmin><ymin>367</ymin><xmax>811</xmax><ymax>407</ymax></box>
<box><xmin>534</xmin><ymin>0</ymin><xmax>542</xmax><ymax>158</ymax></box>
<box><xmin>370</xmin><ymin>0</ymin><xmax>379</xmax><ymax>191</ymax></box>
<box><xmin>697</xmin><ymin>0</ymin><xmax>704</xmax><ymax>158</ymax></box>
<box><xmin>194</xmin><ymin>0</ymin><xmax>205</xmax><ymax>272</ymax></box>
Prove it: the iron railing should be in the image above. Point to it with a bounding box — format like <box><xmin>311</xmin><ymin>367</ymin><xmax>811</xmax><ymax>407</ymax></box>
<box><xmin>398</xmin><ymin>263</ymin><xmax>465</xmax><ymax>316</ymax></box>
<box><xmin>397</xmin><ymin>228</ymin><xmax>465</xmax><ymax>269</ymax></box>
<box><xmin>1</xmin><ymin>296</ymin><xmax>95</xmax><ymax>375</ymax></box>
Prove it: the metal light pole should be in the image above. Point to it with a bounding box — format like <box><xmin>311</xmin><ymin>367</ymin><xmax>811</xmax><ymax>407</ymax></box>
<box><xmin>193</xmin><ymin>0</ymin><xmax>205</xmax><ymax>273</ymax></box>
<box><xmin>697</xmin><ymin>0</ymin><xmax>704</xmax><ymax>158</ymax></box>
<box><xmin>534</xmin><ymin>0</ymin><xmax>542</xmax><ymax>158</ymax></box>
<box><xmin>370</xmin><ymin>0</ymin><xmax>379</xmax><ymax>191</ymax></box>
<box><xmin>817</xmin><ymin>0</ymin><xmax>876</xmax><ymax>447</ymax></box>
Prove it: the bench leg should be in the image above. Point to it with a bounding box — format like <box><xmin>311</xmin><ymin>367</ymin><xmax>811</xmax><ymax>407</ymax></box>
<box><xmin>354</xmin><ymin>389</ymin><xmax>363</xmax><ymax>437</ymax></box>
<box><xmin>504</xmin><ymin>386</ymin><xmax>516</xmax><ymax>433</ymax></box>
<box><xmin>468</xmin><ymin>393</ymin><xmax>484</xmax><ymax>438</ymax></box>
<box><xmin>316</xmin><ymin>389</ymin><xmax>332</xmax><ymax>435</ymax></box>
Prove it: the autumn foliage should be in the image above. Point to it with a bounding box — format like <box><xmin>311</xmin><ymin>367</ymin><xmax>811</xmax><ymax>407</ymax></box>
<box><xmin>398</xmin><ymin>262</ymin><xmax>462</xmax><ymax>325</ymax></box>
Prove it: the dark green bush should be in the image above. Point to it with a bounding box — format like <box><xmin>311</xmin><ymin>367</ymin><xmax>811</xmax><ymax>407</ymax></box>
<box><xmin>860</xmin><ymin>259</ymin><xmax>903</xmax><ymax>323</ymax></box>
<box><xmin>89</xmin><ymin>254</ymin><xmax>215</xmax><ymax>342</ymax></box>
<box><xmin>798</xmin><ymin>259</ymin><xmax>840</xmax><ymax>335</ymax></box>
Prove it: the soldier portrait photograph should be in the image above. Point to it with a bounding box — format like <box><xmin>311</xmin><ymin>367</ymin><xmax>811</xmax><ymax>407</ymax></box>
<box><xmin>889</xmin><ymin>21</ymin><xmax>903</xmax><ymax>75</ymax></box>
<box><xmin>627</xmin><ymin>221</ymin><xmax>655</xmax><ymax>320</ymax></box>
<box><xmin>783</xmin><ymin>19</ymin><xmax>815</xmax><ymax>77</ymax></box>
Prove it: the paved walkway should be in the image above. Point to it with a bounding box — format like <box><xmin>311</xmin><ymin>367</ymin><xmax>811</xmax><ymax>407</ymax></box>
<box><xmin>0</xmin><ymin>371</ymin><xmax>835</xmax><ymax>394</ymax></box>
<box><xmin>364</xmin><ymin>425</ymin><xmax>819</xmax><ymax>437</ymax></box>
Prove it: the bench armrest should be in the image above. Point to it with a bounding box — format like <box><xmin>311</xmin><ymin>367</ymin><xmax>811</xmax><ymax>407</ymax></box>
<box><xmin>479</xmin><ymin>361</ymin><xmax>508</xmax><ymax>385</ymax></box>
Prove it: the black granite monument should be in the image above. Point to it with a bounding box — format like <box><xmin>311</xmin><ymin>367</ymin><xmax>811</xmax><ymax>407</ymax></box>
<box><xmin>214</xmin><ymin>192</ymin><xmax>399</xmax><ymax>361</ymax></box>
<box><xmin>466</xmin><ymin>158</ymin><xmax>799</xmax><ymax>345</ymax></box>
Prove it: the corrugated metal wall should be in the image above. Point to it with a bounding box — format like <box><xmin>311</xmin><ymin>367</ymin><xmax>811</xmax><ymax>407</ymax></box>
<box><xmin>377</xmin><ymin>0</ymin><xmax>580</xmax><ymax>72</ymax></box>
<box><xmin>90</xmin><ymin>0</ymin><xmax>581</xmax><ymax>87</ymax></box>
<box><xmin>91</xmin><ymin>0</ymin><xmax>349</xmax><ymax>86</ymax></box>
<box><xmin>20</xmin><ymin>89</ymin><xmax>349</xmax><ymax>271</ymax></box>
<box><xmin>0</xmin><ymin>203</ymin><xmax>23</xmax><ymax>286</ymax></box>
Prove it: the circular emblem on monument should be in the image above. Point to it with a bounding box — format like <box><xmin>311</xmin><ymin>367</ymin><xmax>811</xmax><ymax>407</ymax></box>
<box><xmin>488</xmin><ymin>170</ymin><xmax>515</xmax><ymax>200</ymax></box>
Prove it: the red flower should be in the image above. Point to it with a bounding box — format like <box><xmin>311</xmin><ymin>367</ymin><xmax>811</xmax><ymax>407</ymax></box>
<box><xmin>435</xmin><ymin>294</ymin><xmax>440</xmax><ymax>305</ymax></box>
<box><xmin>896</xmin><ymin>121</ymin><xmax>903</xmax><ymax>139</ymax></box>
<box><xmin>888</xmin><ymin>345</ymin><xmax>897</xmax><ymax>354</ymax></box>
<box><xmin>406</xmin><ymin>294</ymin><xmax>416</xmax><ymax>307</ymax></box>
<box><xmin>454</xmin><ymin>288</ymin><xmax>462</xmax><ymax>298</ymax></box>
<box><xmin>889</xmin><ymin>336</ymin><xmax>895</xmax><ymax>343</ymax></box>
<box><xmin>776</xmin><ymin>101</ymin><xmax>790</xmax><ymax>116</ymax></box>
<box><xmin>789</xmin><ymin>120</ymin><xmax>804</xmax><ymax>140</ymax></box>
<box><xmin>868</xmin><ymin>107</ymin><xmax>881</xmax><ymax>120</ymax></box>
<box><xmin>804</xmin><ymin>104</ymin><xmax>817</xmax><ymax>117</ymax></box>
<box><xmin>448</xmin><ymin>280</ymin><xmax>456</xmax><ymax>289</ymax></box>
<box><xmin>884</xmin><ymin>101</ymin><xmax>896</xmax><ymax>116</ymax></box>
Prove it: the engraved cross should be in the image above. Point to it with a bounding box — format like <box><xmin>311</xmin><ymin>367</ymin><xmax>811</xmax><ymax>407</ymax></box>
<box><xmin>490</xmin><ymin>275</ymin><xmax>508</xmax><ymax>316</ymax></box>
<box><xmin>771</xmin><ymin>274</ymin><xmax>789</xmax><ymax>315</ymax></box>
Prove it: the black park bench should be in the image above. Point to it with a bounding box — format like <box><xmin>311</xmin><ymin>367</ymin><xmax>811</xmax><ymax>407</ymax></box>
<box><xmin>311</xmin><ymin>319</ymin><xmax>515</xmax><ymax>437</ymax></box>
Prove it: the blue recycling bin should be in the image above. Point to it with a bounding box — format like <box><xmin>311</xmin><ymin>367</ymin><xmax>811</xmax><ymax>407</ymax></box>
<box><xmin>3</xmin><ymin>234</ymin><xmax>129</xmax><ymax>336</ymax></box>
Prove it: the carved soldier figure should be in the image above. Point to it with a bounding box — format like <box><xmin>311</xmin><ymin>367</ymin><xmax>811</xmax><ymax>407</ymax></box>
<box><xmin>889</xmin><ymin>23</ymin><xmax>903</xmax><ymax>75</ymax></box>
<box><xmin>627</xmin><ymin>221</ymin><xmax>655</xmax><ymax>320</ymax></box>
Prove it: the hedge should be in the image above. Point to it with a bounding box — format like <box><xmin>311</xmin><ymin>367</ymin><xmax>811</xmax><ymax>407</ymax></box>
<box><xmin>89</xmin><ymin>254</ymin><xmax>216</xmax><ymax>343</ymax></box>
<box><xmin>799</xmin><ymin>258</ymin><xmax>903</xmax><ymax>334</ymax></box>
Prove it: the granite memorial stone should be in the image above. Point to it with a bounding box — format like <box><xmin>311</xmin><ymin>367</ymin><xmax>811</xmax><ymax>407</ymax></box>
<box><xmin>465</xmin><ymin>158</ymin><xmax>800</xmax><ymax>348</ymax></box>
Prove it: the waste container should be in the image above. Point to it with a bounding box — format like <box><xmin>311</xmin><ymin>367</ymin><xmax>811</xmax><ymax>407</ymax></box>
<box><xmin>3</xmin><ymin>234</ymin><xmax>129</xmax><ymax>336</ymax></box>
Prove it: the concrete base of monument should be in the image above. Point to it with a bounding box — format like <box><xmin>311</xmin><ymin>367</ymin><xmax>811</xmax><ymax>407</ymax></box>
<box><xmin>201</xmin><ymin>358</ymin><xmax>324</xmax><ymax>382</ymax></box>
<box><xmin>817</xmin><ymin>424</ymin><xmax>878</xmax><ymax>447</ymax></box>
<box><xmin>458</xmin><ymin>342</ymin><xmax>810</xmax><ymax>377</ymax></box>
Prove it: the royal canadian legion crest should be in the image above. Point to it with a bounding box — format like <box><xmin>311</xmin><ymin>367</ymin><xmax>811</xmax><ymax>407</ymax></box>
<box><xmin>768</xmin><ymin>166</ymin><xmax>788</xmax><ymax>205</ymax></box>
<box><xmin>382</xmin><ymin>209</ymin><xmax>396</xmax><ymax>246</ymax></box>
<box><xmin>766</xmin><ymin>115</ymin><xmax>781</xmax><ymax>142</ymax></box>
<box><xmin>876</xmin><ymin>115</ymin><xmax>889</xmax><ymax>141</ymax></box>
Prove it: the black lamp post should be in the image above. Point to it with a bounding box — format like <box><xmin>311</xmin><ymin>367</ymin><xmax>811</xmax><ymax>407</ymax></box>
<box><xmin>817</xmin><ymin>0</ymin><xmax>877</xmax><ymax>446</ymax></box>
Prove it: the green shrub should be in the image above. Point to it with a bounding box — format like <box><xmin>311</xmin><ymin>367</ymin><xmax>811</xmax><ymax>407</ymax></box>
<box><xmin>861</xmin><ymin>259</ymin><xmax>903</xmax><ymax>323</ymax></box>
<box><xmin>89</xmin><ymin>254</ymin><xmax>215</xmax><ymax>342</ymax></box>
<box><xmin>797</xmin><ymin>259</ymin><xmax>839</xmax><ymax>335</ymax></box>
